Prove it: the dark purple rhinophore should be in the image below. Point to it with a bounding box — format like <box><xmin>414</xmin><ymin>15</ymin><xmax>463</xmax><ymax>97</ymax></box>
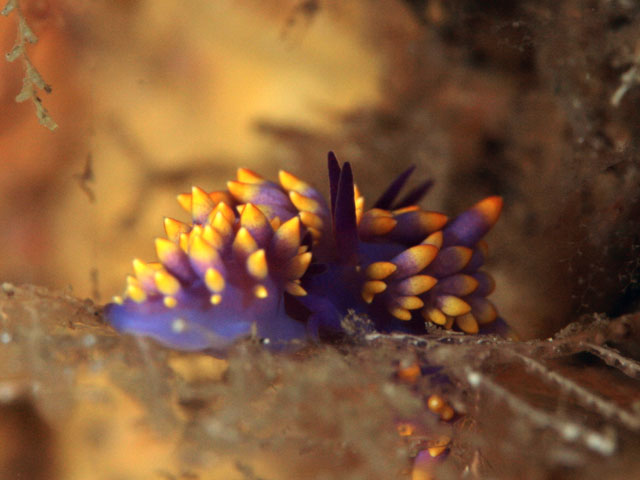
<box><xmin>105</xmin><ymin>152</ymin><xmax>506</xmax><ymax>352</ymax></box>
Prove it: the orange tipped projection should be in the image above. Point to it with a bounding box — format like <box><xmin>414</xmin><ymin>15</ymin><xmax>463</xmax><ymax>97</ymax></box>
<box><xmin>442</xmin><ymin>195</ymin><xmax>503</xmax><ymax>248</ymax></box>
<box><xmin>232</xmin><ymin>227</ymin><xmax>259</xmax><ymax>258</ymax></box>
<box><xmin>365</xmin><ymin>261</ymin><xmax>397</xmax><ymax>280</ymax></box>
<box><xmin>191</xmin><ymin>186</ymin><xmax>215</xmax><ymax>223</ymax></box>
<box><xmin>164</xmin><ymin>218</ymin><xmax>190</xmax><ymax>242</ymax></box>
<box><xmin>391</xmin><ymin>245</ymin><xmax>439</xmax><ymax>278</ymax></box>
<box><xmin>271</xmin><ymin>216</ymin><xmax>301</xmax><ymax>260</ymax></box>
<box><xmin>279</xmin><ymin>170</ymin><xmax>313</xmax><ymax>195</ymax></box>
<box><xmin>289</xmin><ymin>191</ymin><xmax>321</xmax><ymax>213</ymax></box>
<box><xmin>246</xmin><ymin>249</ymin><xmax>269</xmax><ymax>280</ymax></box>
<box><xmin>475</xmin><ymin>196</ymin><xmax>503</xmax><ymax>227</ymax></box>
<box><xmin>237</xmin><ymin>167</ymin><xmax>265</xmax><ymax>184</ymax></box>
<box><xmin>283</xmin><ymin>252</ymin><xmax>312</xmax><ymax>280</ymax></box>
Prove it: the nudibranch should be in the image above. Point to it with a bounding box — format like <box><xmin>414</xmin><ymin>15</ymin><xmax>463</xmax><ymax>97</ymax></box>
<box><xmin>105</xmin><ymin>153</ymin><xmax>506</xmax><ymax>352</ymax></box>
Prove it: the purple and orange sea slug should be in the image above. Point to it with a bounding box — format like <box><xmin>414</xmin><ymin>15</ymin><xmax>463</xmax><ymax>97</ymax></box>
<box><xmin>105</xmin><ymin>153</ymin><xmax>507</xmax><ymax>353</ymax></box>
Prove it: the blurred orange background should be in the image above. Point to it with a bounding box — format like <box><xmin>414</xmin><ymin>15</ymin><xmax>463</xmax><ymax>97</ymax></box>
<box><xmin>1</xmin><ymin>0</ymin><xmax>382</xmax><ymax>300</ymax></box>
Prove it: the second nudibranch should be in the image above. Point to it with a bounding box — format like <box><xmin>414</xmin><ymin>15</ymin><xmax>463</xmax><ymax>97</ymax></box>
<box><xmin>105</xmin><ymin>153</ymin><xmax>505</xmax><ymax>352</ymax></box>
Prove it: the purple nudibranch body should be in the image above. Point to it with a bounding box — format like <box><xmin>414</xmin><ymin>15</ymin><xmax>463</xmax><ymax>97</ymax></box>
<box><xmin>105</xmin><ymin>153</ymin><xmax>507</xmax><ymax>352</ymax></box>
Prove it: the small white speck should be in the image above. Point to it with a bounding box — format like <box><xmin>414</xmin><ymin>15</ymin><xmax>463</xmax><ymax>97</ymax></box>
<box><xmin>0</xmin><ymin>383</ymin><xmax>19</xmax><ymax>403</ymax></box>
<box><xmin>261</xmin><ymin>337</ymin><xmax>270</xmax><ymax>345</ymax></box>
<box><xmin>585</xmin><ymin>432</ymin><xmax>616</xmax><ymax>456</ymax></box>
<box><xmin>82</xmin><ymin>334</ymin><xmax>96</xmax><ymax>347</ymax></box>
<box><xmin>561</xmin><ymin>423</ymin><xmax>580</xmax><ymax>441</ymax></box>
<box><xmin>467</xmin><ymin>371</ymin><xmax>481</xmax><ymax>387</ymax></box>
<box><xmin>0</xmin><ymin>332</ymin><xmax>12</xmax><ymax>344</ymax></box>
<box><xmin>172</xmin><ymin>318</ymin><xmax>187</xmax><ymax>333</ymax></box>
<box><xmin>382</xmin><ymin>383</ymin><xmax>397</xmax><ymax>397</ymax></box>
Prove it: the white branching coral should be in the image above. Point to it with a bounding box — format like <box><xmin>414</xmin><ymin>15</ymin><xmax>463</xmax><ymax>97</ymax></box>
<box><xmin>1</xmin><ymin>0</ymin><xmax>57</xmax><ymax>130</ymax></box>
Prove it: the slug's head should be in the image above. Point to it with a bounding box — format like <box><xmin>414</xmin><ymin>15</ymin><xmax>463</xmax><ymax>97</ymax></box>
<box><xmin>106</xmin><ymin>196</ymin><xmax>314</xmax><ymax>352</ymax></box>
